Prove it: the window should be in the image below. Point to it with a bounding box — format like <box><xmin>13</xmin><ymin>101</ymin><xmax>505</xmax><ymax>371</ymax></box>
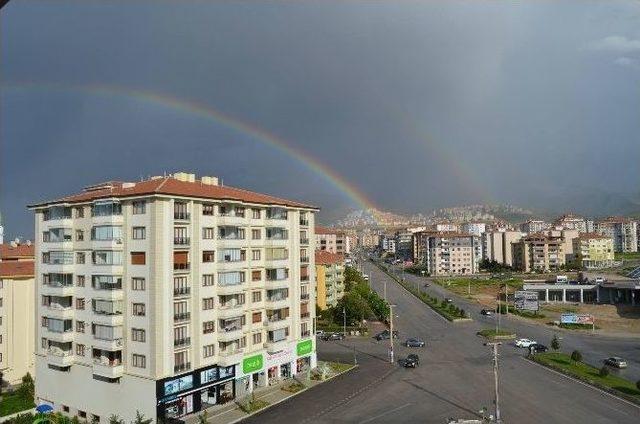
<box><xmin>76</xmin><ymin>344</ymin><xmax>85</xmax><ymax>356</ymax></box>
<box><xmin>252</xmin><ymin>312</ymin><xmax>262</xmax><ymax>324</ymax></box>
<box><xmin>219</xmin><ymin>249</ymin><xmax>245</xmax><ymax>262</ymax></box>
<box><xmin>132</xmin><ymin>227</ymin><xmax>146</xmax><ymax>240</ymax></box>
<box><xmin>202</xmin><ymin>227</ymin><xmax>215</xmax><ymax>239</ymax></box>
<box><xmin>132</xmin><ymin>303</ymin><xmax>146</xmax><ymax>316</ymax></box>
<box><xmin>203</xmin><ymin>344</ymin><xmax>215</xmax><ymax>358</ymax></box>
<box><xmin>62</xmin><ymin>406</ymin><xmax>70</xmax><ymax>413</ymax></box>
<box><xmin>251</xmin><ymin>229</ymin><xmax>261</xmax><ymax>240</ymax></box>
<box><xmin>132</xmin><ymin>277</ymin><xmax>145</xmax><ymax>291</ymax></box>
<box><xmin>202</xmin><ymin>298</ymin><xmax>215</xmax><ymax>310</ymax></box>
<box><xmin>76</xmin><ymin>230</ymin><xmax>84</xmax><ymax>241</ymax></box>
<box><xmin>251</xmin><ymin>270</ymin><xmax>262</xmax><ymax>282</ymax></box>
<box><xmin>218</xmin><ymin>271</ymin><xmax>245</xmax><ymax>286</ymax></box>
<box><xmin>235</xmin><ymin>207</ymin><xmax>245</xmax><ymax>218</ymax></box>
<box><xmin>78</xmin><ymin>411</ymin><xmax>87</xmax><ymax>419</ymax></box>
<box><xmin>203</xmin><ymin>321</ymin><xmax>215</xmax><ymax>334</ymax></box>
<box><xmin>76</xmin><ymin>275</ymin><xmax>85</xmax><ymax>287</ymax></box>
<box><xmin>76</xmin><ymin>298</ymin><xmax>85</xmax><ymax>310</ymax></box>
<box><xmin>91</xmin><ymin>226</ymin><xmax>123</xmax><ymax>241</ymax></box>
<box><xmin>92</xmin><ymin>250</ymin><xmax>122</xmax><ymax>265</ymax></box>
<box><xmin>131</xmin><ymin>252</ymin><xmax>146</xmax><ymax>265</ymax></box>
<box><xmin>202</xmin><ymin>274</ymin><xmax>214</xmax><ymax>287</ymax></box>
<box><xmin>132</xmin><ymin>328</ymin><xmax>146</xmax><ymax>342</ymax></box>
<box><xmin>202</xmin><ymin>251</ymin><xmax>215</xmax><ymax>263</ymax></box>
<box><xmin>252</xmin><ymin>250</ymin><xmax>261</xmax><ymax>261</ymax></box>
<box><xmin>202</xmin><ymin>204</ymin><xmax>214</xmax><ymax>216</ymax></box>
<box><xmin>41</xmin><ymin>338</ymin><xmax>47</xmax><ymax>349</ymax></box>
<box><xmin>252</xmin><ymin>291</ymin><xmax>262</xmax><ymax>303</ymax></box>
<box><xmin>252</xmin><ymin>209</ymin><xmax>261</xmax><ymax>219</ymax></box>
<box><xmin>76</xmin><ymin>321</ymin><xmax>85</xmax><ymax>333</ymax></box>
<box><xmin>252</xmin><ymin>333</ymin><xmax>262</xmax><ymax>345</ymax></box>
<box><xmin>132</xmin><ymin>354</ymin><xmax>146</xmax><ymax>368</ymax></box>
<box><xmin>76</xmin><ymin>252</ymin><xmax>85</xmax><ymax>264</ymax></box>
<box><xmin>75</xmin><ymin>207</ymin><xmax>84</xmax><ymax>218</ymax></box>
<box><xmin>133</xmin><ymin>201</ymin><xmax>146</xmax><ymax>215</ymax></box>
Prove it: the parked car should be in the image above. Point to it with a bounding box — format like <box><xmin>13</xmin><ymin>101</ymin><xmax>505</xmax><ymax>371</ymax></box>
<box><xmin>445</xmin><ymin>298</ymin><xmax>454</xmax><ymax>303</ymax></box>
<box><xmin>515</xmin><ymin>338</ymin><xmax>537</xmax><ymax>348</ymax></box>
<box><xmin>604</xmin><ymin>357</ymin><xmax>628</xmax><ymax>368</ymax></box>
<box><xmin>424</xmin><ymin>283</ymin><xmax>431</xmax><ymax>288</ymax></box>
<box><xmin>375</xmin><ymin>330</ymin><xmax>399</xmax><ymax>341</ymax></box>
<box><xmin>403</xmin><ymin>354</ymin><xmax>420</xmax><ymax>368</ymax></box>
<box><xmin>480</xmin><ymin>309</ymin><xmax>493</xmax><ymax>316</ymax></box>
<box><xmin>529</xmin><ymin>344</ymin><xmax>548</xmax><ymax>354</ymax></box>
<box><xmin>315</xmin><ymin>330</ymin><xmax>325</xmax><ymax>337</ymax></box>
<box><xmin>363</xmin><ymin>274</ymin><xmax>370</xmax><ymax>280</ymax></box>
<box><xmin>405</xmin><ymin>338</ymin><xmax>425</xmax><ymax>348</ymax></box>
<box><xmin>322</xmin><ymin>332</ymin><xmax>345</xmax><ymax>341</ymax></box>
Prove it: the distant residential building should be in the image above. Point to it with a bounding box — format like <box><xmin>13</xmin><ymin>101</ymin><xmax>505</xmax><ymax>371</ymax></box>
<box><xmin>553</xmin><ymin>214</ymin><xmax>588</xmax><ymax>233</ymax></box>
<box><xmin>394</xmin><ymin>231</ymin><xmax>413</xmax><ymax>261</ymax></box>
<box><xmin>315</xmin><ymin>226</ymin><xmax>350</xmax><ymax>255</ymax></box>
<box><xmin>594</xmin><ymin>217</ymin><xmax>638</xmax><ymax>253</ymax></box>
<box><xmin>461</xmin><ymin>222</ymin><xmax>486</xmax><ymax>237</ymax></box>
<box><xmin>435</xmin><ymin>222</ymin><xmax>460</xmax><ymax>232</ymax></box>
<box><xmin>379</xmin><ymin>235</ymin><xmax>397</xmax><ymax>254</ymax></box>
<box><xmin>513</xmin><ymin>233</ymin><xmax>565</xmax><ymax>272</ymax></box>
<box><xmin>315</xmin><ymin>251</ymin><xmax>345</xmax><ymax>310</ymax></box>
<box><xmin>419</xmin><ymin>232</ymin><xmax>480</xmax><ymax>276</ymax></box>
<box><xmin>357</xmin><ymin>231</ymin><xmax>380</xmax><ymax>248</ymax></box>
<box><xmin>572</xmin><ymin>233</ymin><xmax>615</xmax><ymax>269</ymax></box>
<box><xmin>481</xmin><ymin>230</ymin><xmax>523</xmax><ymax>267</ymax></box>
<box><xmin>520</xmin><ymin>220</ymin><xmax>551</xmax><ymax>234</ymax></box>
<box><xmin>0</xmin><ymin>241</ymin><xmax>35</xmax><ymax>385</ymax></box>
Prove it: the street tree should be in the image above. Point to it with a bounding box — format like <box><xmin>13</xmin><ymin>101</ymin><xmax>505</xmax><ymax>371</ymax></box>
<box><xmin>551</xmin><ymin>335</ymin><xmax>560</xmax><ymax>351</ymax></box>
<box><xmin>571</xmin><ymin>350</ymin><xmax>582</xmax><ymax>363</ymax></box>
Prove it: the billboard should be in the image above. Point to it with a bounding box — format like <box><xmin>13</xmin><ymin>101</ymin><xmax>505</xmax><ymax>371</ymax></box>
<box><xmin>514</xmin><ymin>291</ymin><xmax>539</xmax><ymax>311</ymax></box>
<box><xmin>560</xmin><ymin>313</ymin><xmax>594</xmax><ymax>325</ymax></box>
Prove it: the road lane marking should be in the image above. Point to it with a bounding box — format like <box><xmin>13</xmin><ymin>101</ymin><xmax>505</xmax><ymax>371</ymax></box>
<box><xmin>358</xmin><ymin>403</ymin><xmax>412</xmax><ymax>424</ymax></box>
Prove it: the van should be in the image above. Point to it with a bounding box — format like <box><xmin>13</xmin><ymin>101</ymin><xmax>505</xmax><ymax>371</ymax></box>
<box><xmin>556</xmin><ymin>275</ymin><xmax>568</xmax><ymax>284</ymax></box>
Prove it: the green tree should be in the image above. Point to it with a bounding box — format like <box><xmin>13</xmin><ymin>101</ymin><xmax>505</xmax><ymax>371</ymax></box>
<box><xmin>636</xmin><ymin>380</ymin><xmax>640</xmax><ymax>392</ymax></box>
<box><xmin>334</xmin><ymin>292</ymin><xmax>373</xmax><ymax>325</ymax></box>
<box><xmin>109</xmin><ymin>415</ymin><xmax>125</xmax><ymax>424</ymax></box>
<box><xmin>197</xmin><ymin>410</ymin><xmax>208</xmax><ymax>424</ymax></box>
<box><xmin>570</xmin><ymin>350</ymin><xmax>582</xmax><ymax>363</ymax></box>
<box><xmin>551</xmin><ymin>335</ymin><xmax>560</xmax><ymax>351</ymax></box>
<box><xmin>17</xmin><ymin>373</ymin><xmax>35</xmax><ymax>401</ymax></box>
<box><xmin>599</xmin><ymin>366</ymin><xmax>609</xmax><ymax>377</ymax></box>
<box><xmin>131</xmin><ymin>411</ymin><xmax>152</xmax><ymax>424</ymax></box>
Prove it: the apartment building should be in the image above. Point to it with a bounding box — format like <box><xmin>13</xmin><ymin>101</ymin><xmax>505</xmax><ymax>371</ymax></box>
<box><xmin>378</xmin><ymin>235</ymin><xmax>396</xmax><ymax>254</ymax></box>
<box><xmin>315</xmin><ymin>226</ymin><xmax>350</xmax><ymax>255</ymax></box>
<box><xmin>553</xmin><ymin>214</ymin><xmax>588</xmax><ymax>233</ymax></box>
<box><xmin>314</xmin><ymin>251</ymin><xmax>345</xmax><ymax>310</ymax></box>
<box><xmin>461</xmin><ymin>222</ymin><xmax>486</xmax><ymax>237</ymax></box>
<box><xmin>481</xmin><ymin>230</ymin><xmax>523</xmax><ymax>267</ymax></box>
<box><xmin>520</xmin><ymin>220</ymin><xmax>550</xmax><ymax>234</ymax></box>
<box><xmin>512</xmin><ymin>233</ymin><xmax>565</xmax><ymax>272</ymax></box>
<box><xmin>594</xmin><ymin>217</ymin><xmax>638</xmax><ymax>253</ymax></box>
<box><xmin>0</xmin><ymin>241</ymin><xmax>36</xmax><ymax>385</ymax></box>
<box><xmin>434</xmin><ymin>222</ymin><xmax>460</xmax><ymax>233</ymax></box>
<box><xmin>572</xmin><ymin>233</ymin><xmax>615</xmax><ymax>269</ymax></box>
<box><xmin>419</xmin><ymin>233</ymin><xmax>479</xmax><ymax>276</ymax></box>
<box><xmin>29</xmin><ymin>172</ymin><xmax>318</xmax><ymax>422</ymax></box>
<box><xmin>394</xmin><ymin>232</ymin><xmax>413</xmax><ymax>261</ymax></box>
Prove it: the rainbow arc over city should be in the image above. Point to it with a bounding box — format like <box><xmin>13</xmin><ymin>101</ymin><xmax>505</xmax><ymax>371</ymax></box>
<box><xmin>2</xmin><ymin>81</ymin><xmax>378</xmax><ymax>212</ymax></box>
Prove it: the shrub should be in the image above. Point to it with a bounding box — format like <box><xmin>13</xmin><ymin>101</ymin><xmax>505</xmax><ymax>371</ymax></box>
<box><xmin>570</xmin><ymin>350</ymin><xmax>582</xmax><ymax>363</ymax></box>
<box><xmin>460</xmin><ymin>309</ymin><xmax>466</xmax><ymax>317</ymax></box>
<box><xmin>636</xmin><ymin>380</ymin><xmax>640</xmax><ymax>391</ymax></box>
<box><xmin>551</xmin><ymin>335</ymin><xmax>560</xmax><ymax>351</ymax></box>
<box><xmin>599</xmin><ymin>366</ymin><xmax>609</xmax><ymax>377</ymax></box>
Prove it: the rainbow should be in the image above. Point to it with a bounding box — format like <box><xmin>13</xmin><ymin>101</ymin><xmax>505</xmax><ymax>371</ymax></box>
<box><xmin>1</xmin><ymin>81</ymin><xmax>379</xmax><ymax>212</ymax></box>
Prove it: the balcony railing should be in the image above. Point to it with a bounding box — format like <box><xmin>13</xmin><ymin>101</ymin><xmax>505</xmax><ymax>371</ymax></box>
<box><xmin>174</xmin><ymin>237</ymin><xmax>190</xmax><ymax>245</ymax></box>
<box><xmin>300</xmin><ymin>238</ymin><xmax>309</xmax><ymax>245</ymax></box>
<box><xmin>300</xmin><ymin>256</ymin><xmax>309</xmax><ymax>263</ymax></box>
<box><xmin>92</xmin><ymin>282</ymin><xmax>122</xmax><ymax>291</ymax></box>
<box><xmin>93</xmin><ymin>358</ymin><xmax>122</xmax><ymax>367</ymax></box>
<box><xmin>173</xmin><ymin>287</ymin><xmax>191</xmax><ymax>296</ymax></box>
<box><xmin>300</xmin><ymin>275</ymin><xmax>310</xmax><ymax>282</ymax></box>
<box><xmin>173</xmin><ymin>263</ymin><xmax>190</xmax><ymax>271</ymax></box>
<box><xmin>174</xmin><ymin>312</ymin><xmax>191</xmax><ymax>322</ymax></box>
<box><xmin>174</xmin><ymin>212</ymin><xmax>191</xmax><ymax>220</ymax></box>
<box><xmin>45</xmin><ymin>281</ymin><xmax>74</xmax><ymax>288</ymax></box>
<box><xmin>173</xmin><ymin>337</ymin><xmax>191</xmax><ymax>348</ymax></box>
<box><xmin>174</xmin><ymin>362</ymin><xmax>191</xmax><ymax>373</ymax></box>
<box><xmin>301</xmin><ymin>330</ymin><xmax>311</xmax><ymax>337</ymax></box>
<box><xmin>300</xmin><ymin>312</ymin><xmax>310</xmax><ymax>319</ymax></box>
<box><xmin>300</xmin><ymin>293</ymin><xmax>310</xmax><ymax>301</ymax></box>
<box><xmin>299</xmin><ymin>219</ymin><xmax>309</xmax><ymax>226</ymax></box>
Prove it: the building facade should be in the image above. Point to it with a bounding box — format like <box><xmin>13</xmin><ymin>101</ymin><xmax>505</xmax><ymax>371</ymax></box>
<box><xmin>461</xmin><ymin>222</ymin><xmax>486</xmax><ymax>237</ymax></box>
<box><xmin>30</xmin><ymin>173</ymin><xmax>318</xmax><ymax>422</ymax></box>
<box><xmin>513</xmin><ymin>233</ymin><xmax>565</xmax><ymax>272</ymax></box>
<box><xmin>520</xmin><ymin>220</ymin><xmax>551</xmax><ymax>234</ymax></box>
<box><xmin>314</xmin><ymin>251</ymin><xmax>345</xmax><ymax>310</ymax></box>
<box><xmin>594</xmin><ymin>217</ymin><xmax>638</xmax><ymax>253</ymax></box>
<box><xmin>553</xmin><ymin>214</ymin><xmax>588</xmax><ymax>233</ymax></box>
<box><xmin>0</xmin><ymin>242</ymin><xmax>35</xmax><ymax>385</ymax></box>
<box><xmin>315</xmin><ymin>227</ymin><xmax>350</xmax><ymax>255</ymax></box>
<box><xmin>481</xmin><ymin>230</ymin><xmax>523</xmax><ymax>267</ymax></box>
<box><xmin>572</xmin><ymin>233</ymin><xmax>615</xmax><ymax>269</ymax></box>
<box><xmin>422</xmin><ymin>233</ymin><xmax>480</xmax><ymax>276</ymax></box>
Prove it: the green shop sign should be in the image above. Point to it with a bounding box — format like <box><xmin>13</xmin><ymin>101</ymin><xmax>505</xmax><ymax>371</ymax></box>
<box><xmin>242</xmin><ymin>353</ymin><xmax>264</xmax><ymax>374</ymax></box>
<box><xmin>297</xmin><ymin>339</ymin><xmax>313</xmax><ymax>357</ymax></box>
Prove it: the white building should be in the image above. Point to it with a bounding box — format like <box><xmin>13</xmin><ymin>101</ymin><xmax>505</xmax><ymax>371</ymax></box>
<box><xmin>520</xmin><ymin>220</ymin><xmax>550</xmax><ymax>234</ymax></box>
<box><xmin>594</xmin><ymin>217</ymin><xmax>638</xmax><ymax>253</ymax></box>
<box><xmin>29</xmin><ymin>172</ymin><xmax>318</xmax><ymax>422</ymax></box>
<box><xmin>461</xmin><ymin>222</ymin><xmax>486</xmax><ymax>237</ymax></box>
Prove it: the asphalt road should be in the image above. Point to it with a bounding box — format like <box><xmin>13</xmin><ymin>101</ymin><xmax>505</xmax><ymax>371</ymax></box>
<box><xmin>385</xmin><ymin>263</ymin><xmax>640</xmax><ymax>382</ymax></box>
<box><xmin>247</xmin><ymin>262</ymin><xmax>640</xmax><ymax>423</ymax></box>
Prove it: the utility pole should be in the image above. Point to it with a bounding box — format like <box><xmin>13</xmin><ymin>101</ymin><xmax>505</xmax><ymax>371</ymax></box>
<box><xmin>485</xmin><ymin>342</ymin><xmax>502</xmax><ymax>423</ymax></box>
<box><xmin>389</xmin><ymin>304</ymin><xmax>396</xmax><ymax>364</ymax></box>
<box><xmin>343</xmin><ymin>307</ymin><xmax>347</xmax><ymax>336</ymax></box>
<box><xmin>384</xmin><ymin>279</ymin><xmax>387</xmax><ymax>301</ymax></box>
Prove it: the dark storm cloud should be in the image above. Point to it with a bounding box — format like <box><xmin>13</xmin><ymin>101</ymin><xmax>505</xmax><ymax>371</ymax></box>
<box><xmin>1</xmin><ymin>0</ymin><xmax>640</xmax><ymax>237</ymax></box>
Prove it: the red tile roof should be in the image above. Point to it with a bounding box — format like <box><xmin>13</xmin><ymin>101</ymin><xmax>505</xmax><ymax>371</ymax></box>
<box><xmin>28</xmin><ymin>177</ymin><xmax>319</xmax><ymax>210</ymax></box>
<box><xmin>315</xmin><ymin>250</ymin><xmax>344</xmax><ymax>265</ymax></box>
<box><xmin>0</xmin><ymin>243</ymin><xmax>35</xmax><ymax>259</ymax></box>
<box><xmin>0</xmin><ymin>261</ymin><xmax>35</xmax><ymax>278</ymax></box>
<box><xmin>315</xmin><ymin>226</ymin><xmax>342</xmax><ymax>235</ymax></box>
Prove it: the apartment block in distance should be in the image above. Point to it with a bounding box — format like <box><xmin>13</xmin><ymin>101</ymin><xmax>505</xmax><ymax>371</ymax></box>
<box><xmin>0</xmin><ymin>241</ymin><xmax>36</xmax><ymax>385</ymax></box>
<box><xmin>314</xmin><ymin>251</ymin><xmax>345</xmax><ymax>310</ymax></box>
<box><xmin>422</xmin><ymin>232</ymin><xmax>480</xmax><ymax>276</ymax></box>
<box><xmin>29</xmin><ymin>172</ymin><xmax>318</xmax><ymax>422</ymax></box>
<box><xmin>572</xmin><ymin>233</ymin><xmax>615</xmax><ymax>270</ymax></box>
<box><xmin>481</xmin><ymin>230</ymin><xmax>523</xmax><ymax>267</ymax></box>
<box><xmin>513</xmin><ymin>233</ymin><xmax>565</xmax><ymax>272</ymax></box>
<box><xmin>594</xmin><ymin>217</ymin><xmax>638</xmax><ymax>253</ymax></box>
<box><xmin>315</xmin><ymin>226</ymin><xmax>350</xmax><ymax>255</ymax></box>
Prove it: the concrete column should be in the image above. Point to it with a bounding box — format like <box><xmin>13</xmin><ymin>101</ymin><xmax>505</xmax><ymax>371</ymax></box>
<box><xmin>562</xmin><ymin>289</ymin><xmax>566</xmax><ymax>303</ymax></box>
<box><xmin>579</xmin><ymin>289</ymin><xmax>584</xmax><ymax>303</ymax></box>
<box><xmin>632</xmin><ymin>291</ymin><xmax>636</xmax><ymax>306</ymax></box>
<box><xmin>545</xmin><ymin>289</ymin><xmax>549</xmax><ymax>302</ymax></box>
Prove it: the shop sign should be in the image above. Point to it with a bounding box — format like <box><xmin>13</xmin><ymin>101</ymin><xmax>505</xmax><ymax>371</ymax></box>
<box><xmin>297</xmin><ymin>339</ymin><xmax>313</xmax><ymax>357</ymax></box>
<box><xmin>163</xmin><ymin>375</ymin><xmax>194</xmax><ymax>397</ymax></box>
<box><xmin>561</xmin><ymin>313</ymin><xmax>594</xmax><ymax>325</ymax></box>
<box><xmin>266</xmin><ymin>346</ymin><xmax>293</xmax><ymax>368</ymax></box>
<box><xmin>242</xmin><ymin>353</ymin><xmax>264</xmax><ymax>374</ymax></box>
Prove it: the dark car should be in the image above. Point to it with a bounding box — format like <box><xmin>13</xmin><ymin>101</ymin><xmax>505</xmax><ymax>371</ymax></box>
<box><xmin>604</xmin><ymin>357</ymin><xmax>628</xmax><ymax>368</ymax></box>
<box><xmin>375</xmin><ymin>330</ymin><xmax>399</xmax><ymax>341</ymax></box>
<box><xmin>529</xmin><ymin>343</ymin><xmax>548</xmax><ymax>354</ymax></box>
<box><xmin>322</xmin><ymin>332</ymin><xmax>345</xmax><ymax>341</ymax></box>
<box><xmin>404</xmin><ymin>354</ymin><xmax>420</xmax><ymax>368</ymax></box>
<box><xmin>405</xmin><ymin>338</ymin><xmax>425</xmax><ymax>348</ymax></box>
<box><xmin>424</xmin><ymin>283</ymin><xmax>431</xmax><ymax>288</ymax></box>
<box><xmin>480</xmin><ymin>309</ymin><xmax>493</xmax><ymax>316</ymax></box>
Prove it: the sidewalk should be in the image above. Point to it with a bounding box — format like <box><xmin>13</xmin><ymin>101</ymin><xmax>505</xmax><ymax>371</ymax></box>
<box><xmin>183</xmin><ymin>362</ymin><xmax>356</xmax><ymax>424</ymax></box>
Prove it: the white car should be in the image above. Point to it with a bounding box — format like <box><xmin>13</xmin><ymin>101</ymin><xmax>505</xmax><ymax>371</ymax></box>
<box><xmin>515</xmin><ymin>338</ymin><xmax>537</xmax><ymax>348</ymax></box>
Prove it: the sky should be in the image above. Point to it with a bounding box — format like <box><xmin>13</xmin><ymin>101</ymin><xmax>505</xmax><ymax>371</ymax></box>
<box><xmin>1</xmin><ymin>0</ymin><xmax>640</xmax><ymax>238</ymax></box>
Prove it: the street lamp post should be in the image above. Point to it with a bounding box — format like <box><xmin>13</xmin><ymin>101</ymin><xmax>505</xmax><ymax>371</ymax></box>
<box><xmin>343</xmin><ymin>307</ymin><xmax>347</xmax><ymax>336</ymax></box>
<box><xmin>485</xmin><ymin>342</ymin><xmax>502</xmax><ymax>423</ymax></box>
<box><xmin>389</xmin><ymin>304</ymin><xmax>396</xmax><ymax>364</ymax></box>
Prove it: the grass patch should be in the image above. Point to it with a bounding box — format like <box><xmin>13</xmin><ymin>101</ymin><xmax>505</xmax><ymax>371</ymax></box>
<box><xmin>557</xmin><ymin>323</ymin><xmax>599</xmax><ymax>330</ymax></box>
<box><xmin>0</xmin><ymin>392</ymin><xmax>35</xmax><ymax>417</ymax></box>
<box><xmin>477</xmin><ymin>328</ymin><xmax>516</xmax><ymax>339</ymax></box>
<box><xmin>434</xmin><ymin>277</ymin><xmax>523</xmax><ymax>296</ymax></box>
<box><xmin>615</xmin><ymin>252</ymin><xmax>640</xmax><ymax>261</ymax></box>
<box><xmin>531</xmin><ymin>352</ymin><xmax>640</xmax><ymax>404</ymax></box>
<box><xmin>281</xmin><ymin>382</ymin><xmax>306</xmax><ymax>393</ymax></box>
<box><xmin>328</xmin><ymin>362</ymin><xmax>354</xmax><ymax>374</ymax></box>
<box><xmin>239</xmin><ymin>399</ymin><xmax>270</xmax><ymax>413</ymax></box>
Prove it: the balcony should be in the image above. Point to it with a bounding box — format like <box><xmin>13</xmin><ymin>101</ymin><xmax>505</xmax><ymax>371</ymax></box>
<box><xmin>299</xmin><ymin>219</ymin><xmax>309</xmax><ymax>226</ymax></box>
<box><xmin>173</xmin><ymin>337</ymin><xmax>191</xmax><ymax>349</ymax></box>
<box><xmin>173</xmin><ymin>287</ymin><xmax>191</xmax><ymax>297</ymax></box>
<box><xmin>217</xmin><ymin>283</ymin><xmax>245</xmax><ymax>295</ymax></box>
<box><xmin>217</xmin><ymin>303</ymin><xmax>246</xmax><ymax>319</ymax></box>
<box><xmin>45</xmin><ymin>328</ymin><xmax>74</xmax><ymax>343</ymax></box>
<box><xmin>92</xmin><ymin>337</ymin><xmax>124</xmax><ymax>351</ymax></box>
<box><xmin>47</xmin><ymin>347</ymin><xmax>74</xmax><ymax>366</ymax></box>
<box><xmin>300</xmin><ymin>293</ymin><xmax>310</xmax><ymax>302</ymax></box>
<box><xmin>92</xmin><ymin>313</ymin><xmax>124</xmax><ymax>326</ymax></box>
<box><xmin>93</xmin><ymin>361</ymin><xmax>124</xmax><ymax>379</ymax></box>
<box><xmin>174</xmin><ymin>237</ymin><xmax>191</xmax><ymax>246</ymax></box>
<box><xmin>217</xmin><ymin>349</ymin><xmax>243</xmax><ymax>367</ymax></box>
<box><xmin>264</xmin><ymin>338</ymin><xmax>290</xmax><ymax>353</ymax></box>
<box><xmin>264</xmin><ymin>316</ymin><xmax>290</xmax><ymax>331</ymax></box>
<box><xmin>218</xmin><ymin>322</ymin><xmax>244</xmax><ymax>342</ymax></box>
<box><xmin>265</xmin><ymin>297</ymin><xmax>290</xmax><ymax>311</ymax></box>
<box><xmin>300</xmin><ymin>275</ymin><xmax>310</xmax><ymax>282</ymax></box>
<box><xmin>300</xmin><ymin>238</ymin><xmax>309</xmax><ymax>245</ymax></box>
<box><xmin>173</xmin><ymin>263</ymin><xmax>191</xmax><ymax>273</ymax></box>
<box><xmin>300</xmin><ymin>256</ymin><xmax>309</xmax><ymax>263</ymax></box>
<box><xmin>174</xmin><ymin>362</ymin><xmax>192</xmax><ymax>373</ymax></box>
<box><xmin>300</xmin><ymin>312</ymin><xmax>311</xmax><ymax>320</ymax></box>
<box><xmin>174</xmin><ymin>312</ymin><xmax>191</xmax><ymax>323</ymax></box>
<box><xmin>45</xmin><ymin>303</ymin><xmax>74</xmax><ymax>320</ymax></box>
<box><xmin>174</xmin><ymin>212</ymin><xmax>191</xmax><ymax>221</ymax></box>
